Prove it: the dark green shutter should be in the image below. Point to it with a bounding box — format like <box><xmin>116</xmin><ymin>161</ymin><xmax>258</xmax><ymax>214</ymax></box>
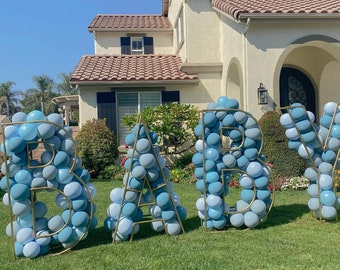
<box><xmin>121</xmin><ymin>37</ymin><xmax>131</xmax><ymax>54</ymax></box>
<box><xmin>97</xmin><ymin>92</ymin><xmax>117</xmax><ymax>136</ymax></box>
<box><xmin>162</xmin><ymin>91</ymin><xmax>180</xmax><ymax>104</ymax></box>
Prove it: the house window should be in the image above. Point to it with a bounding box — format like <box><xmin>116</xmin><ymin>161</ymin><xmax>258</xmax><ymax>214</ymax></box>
<box><xmin>120</xmin><ymin>37</ymin><xmax>154</xmax><ymax>55</ymax></box>
<box><xmin>97</xmin><ymin>90</ymin><xmax>179</xmax><ymax>145</ymax></box>
<box><xmin>131</xmin><ymin>37</ymin><xmax>143</xmax><ymax>55</ymax></box>
<box><xmin>117</xmin><ymin>92</ymin><xmax>161</xmax><ymax>144</ymax></box>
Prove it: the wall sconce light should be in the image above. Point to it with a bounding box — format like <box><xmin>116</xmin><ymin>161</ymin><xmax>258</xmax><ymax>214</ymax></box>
<box><xmin>257</xmin><ymin>83</ymin><xmax>268</xmax><ymax>105</ymax></box>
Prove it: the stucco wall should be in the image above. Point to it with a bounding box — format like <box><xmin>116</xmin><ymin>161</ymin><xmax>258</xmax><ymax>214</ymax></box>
<box><xmin>94</xmin><ymin>31</ymin><xmax>173</xmax><ymax>55</ymax></box>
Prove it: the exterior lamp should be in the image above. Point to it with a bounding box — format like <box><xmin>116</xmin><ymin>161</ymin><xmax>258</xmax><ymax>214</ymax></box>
<box><xmin>257</xmin><ymin>83</ymin><xmax>268</xmax><ymax>105</ymax></box>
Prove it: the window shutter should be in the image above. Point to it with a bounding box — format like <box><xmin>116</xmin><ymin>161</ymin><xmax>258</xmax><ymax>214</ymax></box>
<box><xmin>143</xmin><ymin>37</ymin><xmax>154</xmax><ymax>54</ymax></box>
<box><xmin>97</xmin><ymin>92</ymin><xmax>117</xmax><ymax>136</ymax></box>
<box><xmin>161</xmin><ymin>91</ymin><xmax>180</xmax><ymax>104</ymax></box>
<box><xmin>121</xmin><ymin>37</ymin><xmax>131</xmax><ymax>54</ymax></box>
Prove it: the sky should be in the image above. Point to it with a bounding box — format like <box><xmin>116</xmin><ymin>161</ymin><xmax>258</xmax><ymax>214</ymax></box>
<box><xmin>0</xmin><ymin>0</ymin><xmax>162</xmax><ymax>92</ymax></box>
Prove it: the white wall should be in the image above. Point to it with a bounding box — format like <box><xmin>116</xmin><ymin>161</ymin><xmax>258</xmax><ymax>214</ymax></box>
<box><xmin>94</xmin><ymin>31</ymin><xmax>173</xmax><ymax>55</ymax></box>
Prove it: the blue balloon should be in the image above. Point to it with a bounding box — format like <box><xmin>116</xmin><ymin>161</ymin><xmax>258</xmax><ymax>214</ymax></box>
<box><xmin>136</xmin><ymin>138</ymin><xmax>151</xmax><ymax>153</ymax></box>
<box><xmin>320</xmin><ymin>190</ymin><xmax>336</xmax><ymax>206</ymax></box>
<box><xmin>7</xmin><ymin>136</ymin><xmax>26</xmax><ymax>153</ymax></box>
<box><xmin>229</xmin><ymin>213</ymin><xmax>244</xmax><ymax>227</ymax></box>
<box><xmin>12</xmin><ymin>112</ymin><xmax>27</xmax><ymax>123</ymax></box>
<box><xmin>244</xmin><ymin>211</ymin><xmax>259</xmax><ymax>228</ymax></box>
<box><xmin>26</xmin><ymin>110</ymin><xmax>45</xmax><ymax>122</ymax></box>
<box><xmin>208</xmin><ymin>181</ymin><xmax>223</xmax><ymax>195</ymax></box>
<box><xmin>37</xmin><ymin>123</ymin><xmax>55</xmax><ymax>139</ymax></box>
<box><xmin>205</xmin><ymin>148</ymin><xmax>220</xmax><ymax>161</ymax></box>
<box><xmin>240</xmin><ymin>189</ymin><xmax>254</xmax><ymax>203</ymax></box>
<box><xmin>23</xmin><ymin>241</ymin><xmax>41</xmax><ymax>259</ymax></box>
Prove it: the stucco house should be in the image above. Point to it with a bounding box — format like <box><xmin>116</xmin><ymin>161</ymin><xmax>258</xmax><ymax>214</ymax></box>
<box><xmin>70</xmin><ymin>0</ymin><xmax>340</xmax><ymax>145</ymax></box>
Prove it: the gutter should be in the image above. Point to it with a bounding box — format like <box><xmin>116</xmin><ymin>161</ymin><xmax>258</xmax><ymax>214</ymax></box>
<box><xmin>89</xmin><ymin>28</ymin><xmax>173</xmax><ymax>33</ymax></box>
<box><xmin>70</xmin><ymin>79</ymin><xmax>200</xmax><ymax>87</ymax></box>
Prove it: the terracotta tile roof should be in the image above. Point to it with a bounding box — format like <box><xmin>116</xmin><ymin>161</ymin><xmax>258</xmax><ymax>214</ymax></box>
<box><xmin>212</xmin><ymin>0</ymin><xmax>340</xmax><ymax>20</ymax></box>
<box><xmin>70</xmin><ymin>55</ymin><xmax>198</xmax><ymax>84</ymax></box>
<box><xmin>88</xmin><ymin>15</ymin><xmax>172</xmax><ymax>32</ymax></box>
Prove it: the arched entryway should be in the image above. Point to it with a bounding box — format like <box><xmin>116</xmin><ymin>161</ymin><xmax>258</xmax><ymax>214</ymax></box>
<box><xmin>279</xmin><ymin>67</ymin><xmax>316</xmax><ymax>115</ymax></box>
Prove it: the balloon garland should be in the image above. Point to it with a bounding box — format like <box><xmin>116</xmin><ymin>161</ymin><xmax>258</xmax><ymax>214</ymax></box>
<box><xmin>0</xmin><ymin>110</ymin><xmax>97</xmax><ymax>259</ymax></box>
<box><xmin>104</xmin><ymin>116</ymin><xmax>186</xmax><ymax>241</ymax></box>
<box><xmin>193</xmin><ymin>96</ymin><xmax>273</xmax><ymax>229</ymax></box>
<box><xmin>280</xmin><ymin>102</ymin><xmax>340</xmax><ymax>220</ymax></box>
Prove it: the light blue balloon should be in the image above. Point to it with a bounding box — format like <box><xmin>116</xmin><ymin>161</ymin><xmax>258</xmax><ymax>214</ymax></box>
<box><xmin>117</xmin><ymin>217</ymin><xmax>133</xmax><ymax>235</ymax></box>
<box><xmin>7</xmin><ymin>136</ymin><xmax>26</xmax><ymax>153</ymax></box>
<box><xmin>208</xmin><ymin>181</ymin><xmax>223</xmax><ymax>195</ymax></box>
<box><xmin>166</xmin><ymin>221</ymin><xmax>181</xmax><ymax>235</ymax></box>
<box><xmin>63</xmin><ymin>181</ymin><xmax>82</xmax><ymax>199</ymax></box>
<box><xmin>139</xmin><ymin>153</ymin><xmax>155</xmax><ymax>169</ymax></box>
<box><xmin>192</xmin><ymin>153</ymin><xmax>203</xmax><ymax>167</ymax></box>
<box><xmin>280</xmin><ymin>113</ymin><xmax>293</xmax><ymax>128</ymax></box>
<box><xmin>320</xmin><ymin>114</ymin><xmax>332</xmax><ymax>128</ymax></box>
<box><xmin>136</xmin><ymin>138</ymin><xmax>151</xmax><ymax>153</ymax></box>
<box><xmin>222</xmin><ymin>114</ymin><xmax>236</xmax><ymax>127</ymax></box>
<box><xmin>122</xmin><ymin>202</ymin><xmax>138</xmax><ymax>218</ymax></box>
<box><xmin>319</xmin><ymin>174</ymin><xmax>333</xmax><ymax>190</ymax></box>
<box><xmin>321</xmin><ymin>150</ymin><xmax>336</xmax><ymax>163</ymax></box>
<box><xmin>222</xmin><ymin>154</ymin><xmax>236</xmax><ymax>168</ymax></box>
<box><xmin>285</xmin><ymin>127</ymin><xmax>299</xmax><ymax>140</ymax></box>
<box><xmin>37</xmin><ymin>123</ymin><xmax>54</xmax><ymax>140</ymax></box>
<box><xmin>212</xmin><ymin>215</ymin><xmax>227</xmax><ymax>229</ymax></box>
<box><xmin>296</xmin><ymin>119</ymin><xmax>312</xmax><ymax>133</ymax></box>
<box><xmin>23</xmin><ymin>241</ymin><xmax>41</xmax><ymax>259</ymax></box>
<box><xmin>320</xmin><ymin>190</ymin><xmax>336</xmax><ymax>206</ymax></box>
<box><xmin>208</xmin><ymin>206</ymin><xmax>222</xmax><ymax>219</ymax></box>
<box><xmin>216</xmin><ymin>96</ymin><xmax>228</xmax><ymax>107</ymax></box>
<box><xmin>206</xmin><ymin>194</ymin><xmax>222</xmax><ymax>208</ymax></box>
<box><xmin>229</xmin><ymin>213</ymin><xmax>244</xmax><ymax>227</ymax></box>
<box><xmin>240</xmin><ymin>189</ymin><xmax>254</xmax><ymax>203</ymax></box>
<box><xmin>308</xmin><ymin>198</ymin><xmax>320</xmax><ymax>211</ymax></box>
<box><xmin>307</xmin><ymin>184</ymin><xmax>319</xmax><ymax>198</ymax></box>
<box><xmin>12</xmin><ymin>112</ymin><xmax>27</xmax><ymax>123</ymax></box>
<box><xmin>321</xmin><ymin>205</ymin><xmax>337</xmax><ymax>220</ymax></box>
<box><xmin>251</xmin><ymin>199</ymin><xmax>267</xmax><ymax>215</ymax></box>
<box><xmin>14</xmin><ymin>169</ymin><xmax>32</xmax><ymax>185</ymax></box>
<box><xmin>244</xmin><ymin>211</ymin><xmax>259</xmax><ymax>228</ymax></box>
<box><xmin>27</xmin><ymin>110</ymin><xmax>45</xmax><ymax>122</ymax></box>
<box><xmin>323</xmin><ymin>102</ymin><xmax>337</xmax><ymax>115</ymax></box>
<box><xmin>42</xmin><ymin>164</ymin><xmax>57</xmax><ymax>180</ymax></box>
<box><xmin>206</xmin><ymin>171</ymin><xmax>219</xmax><ymax>183</ymax></box>
<box><xmin>246</xmin><ymin>161</ymin><xmax>263</xmax><ymax>178</ymax></box>
<box><xmin>289</xmin><ymin>105</ymin><xmax>306</xmax><ymax>121</ymax></box>
<box><xmin>237</xmin><ymin>155</ymin><xmax>250</xmax><ymax>171</ymax></box>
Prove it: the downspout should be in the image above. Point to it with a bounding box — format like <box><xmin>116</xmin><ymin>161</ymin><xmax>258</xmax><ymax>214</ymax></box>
<box><xmin>242</xmin><ymin>18</ymin><xmax>251</xmax><ymax>111</ymax></box>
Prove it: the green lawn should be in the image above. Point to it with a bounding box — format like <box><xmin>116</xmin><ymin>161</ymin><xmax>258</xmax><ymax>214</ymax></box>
<box><xmin>0</xmin><ymin>180</ymin><xmax>339</xmax><ymax>270</ymax></box>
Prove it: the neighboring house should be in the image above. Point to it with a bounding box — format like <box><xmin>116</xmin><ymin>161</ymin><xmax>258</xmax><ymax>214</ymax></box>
<box><xmin>70</xmin><ymin>0</ymin><xmax>340</xmax><ymax>145</ymax></box>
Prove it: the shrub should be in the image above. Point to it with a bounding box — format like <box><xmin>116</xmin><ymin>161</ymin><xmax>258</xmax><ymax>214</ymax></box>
<box><xmin>76</xmin><ymin>118</ymin><xmax>118</xmax><ymax>177</ymax></box>
<box><xmin>99</xmin><ymin>164</ymin><xmax>125</xmax><ymax>181</ymax></box>
<box><xmin>122</xmin><ymin>103</ymin><xmax>199</xmax><ymax>154</ymax></box>
<box><xmin>172</xmin><ymin>153</ymin><xmax>194</xmax><ymax>169</ymax></box>
<box><xmin>258</xmin><ymin>111</ymin><xmax>306</xmax><ymax>179</ymax></box>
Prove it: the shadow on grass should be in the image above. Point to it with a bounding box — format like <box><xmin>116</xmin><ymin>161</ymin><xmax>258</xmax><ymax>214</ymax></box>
<box><xmin>259</xmin><ymin>203</ymin><xmax>310</xmax><ymax>228</ymax></box>
<box><xmin>73</xmin><ymin>217</ymin><xmax>201</xmax><ymax>250</ymax></box>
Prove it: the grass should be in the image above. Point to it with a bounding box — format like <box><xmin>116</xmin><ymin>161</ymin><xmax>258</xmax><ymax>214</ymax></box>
<box><xmin>1</xmin><ymin>180</ymin><xmax>339</xmax><ymax>270</ymax></box>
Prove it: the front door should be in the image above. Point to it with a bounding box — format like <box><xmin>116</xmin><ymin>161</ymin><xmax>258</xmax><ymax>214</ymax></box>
<box><xmin>280</xmin><ymin>67</ymin><xmax>316</xmax><ymax>116</ymax></box>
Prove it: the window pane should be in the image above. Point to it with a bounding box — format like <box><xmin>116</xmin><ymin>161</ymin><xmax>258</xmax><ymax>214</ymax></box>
<box><xmin>117</xmin><ymin>93</ymin><xmax>138</xmax><ymax>145</ymax></box>
<box><xmin>131</xmin><ymin>37</ymin><xmax>143</xmax><ymax>54</ymax></box>
<box><xmin>140</xmin><ymin>92</ymin><xmax>161</xmax><ymax>110</ymax></box>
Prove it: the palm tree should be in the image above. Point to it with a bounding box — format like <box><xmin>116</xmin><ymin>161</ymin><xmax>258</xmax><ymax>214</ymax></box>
<box><xmin>0</xmin><ymin>81</ymin><xmax>22</xmax><ymax>116</ymax></box>
<box><xmin>56</xmin><ymin>72</ymin><xmax>77</xmax><ymax>96</ymax></box>
<box><xmin>32</xmin><ymin>75</ymin><xmax>54</xmax><ymax>114</ymax></box>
